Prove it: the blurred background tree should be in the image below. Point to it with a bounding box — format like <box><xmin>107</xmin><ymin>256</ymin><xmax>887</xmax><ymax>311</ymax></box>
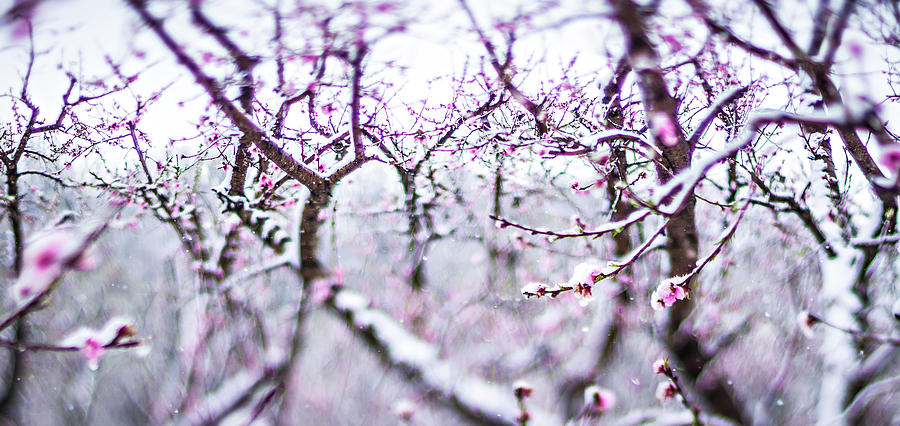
<box><xmin>1</xmin><ymin>0</ymin><xmax>900</xmax><ymax>424</ymax></box>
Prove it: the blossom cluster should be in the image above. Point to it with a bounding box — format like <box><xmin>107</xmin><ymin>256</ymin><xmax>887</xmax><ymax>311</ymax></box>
<box><xmin>569</xmin><ymin>260</ymin><xmax>604</xmax><ymax>298</ymax></box>
<box><xmin>652</xmin><ymin>358</ymin><xmax>680</xmax><ymax>403</ymax></box>
<box><xmin>649</xmin><ymin>276</ymin><xmax>689</xmax><ymax>310</ymax></box>
<box><xmin>520</xmin><ymin>260</ymin><xmax>607</xmax><ymax>300</ymax></box>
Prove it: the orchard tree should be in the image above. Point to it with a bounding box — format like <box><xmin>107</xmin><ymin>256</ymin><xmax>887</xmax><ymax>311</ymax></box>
<box><xmin>1</xmin><ymin>0</ymin><xmax>900</xmax><ymax>425</ymax></box>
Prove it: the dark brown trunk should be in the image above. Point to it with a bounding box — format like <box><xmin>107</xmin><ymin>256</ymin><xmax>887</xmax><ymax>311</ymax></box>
<box><xmin>610</xmin><ymin>0</ymin><xmax>747</xmax><ymax>422</ymax></box>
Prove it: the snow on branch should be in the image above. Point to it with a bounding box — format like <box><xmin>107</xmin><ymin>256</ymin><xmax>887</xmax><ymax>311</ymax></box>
<box><xmin>591</xmin><ymin>129</ymin><xmax>656</xmax><ymax>154</ymax></box>
<box><xmin>179</xmin><ymin>366</ymin><xmax>277</xmax><ymax>426</ymax></box>
<box><xmin>521</xmin><ymin>221</ymin><xmax>667</xmax><ymax>299</ymax></box>
<box><xmin>840</xmin><ymin>374</ymin><xmax>900</xmax><ymax>422</ymax></box>
<box><xmin>815</xmin><ymin>248</ymin><xmax>864</xmax><ymax>423</ymax></box>
<box><xmin>850</xmin><ymin>234</ymin><xmax>900</xmax><ymax>248</ymax></box>
<box><xmin>649</xmin><ymin>198</ymin><xmax>750</xmax><ymax>310</ymax></box>
<box><xmin>217</xmin><ymin>255</ymin><xmax>293</xmax><ymax>295</ymax></box>
<box><xmin>325</xmin><ymin>286</ymin><xmax>559</xmax><ymax>426</ymax></box>
<box><xmin>687</xmin><ymin>86</ymin><xmax>752</xmax><ymax>144</ymax></box>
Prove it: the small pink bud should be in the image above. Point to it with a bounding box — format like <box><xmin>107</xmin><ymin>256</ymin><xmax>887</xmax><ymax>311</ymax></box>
<box><xmin>513</xmin><ymin>380</ymin><xmax>533</xmax><ymax>399</ymax></box>
<box><xmin>655</xmin><ymin>382</ymin><xmax>678</xmax><ymax>402</ymax></box>
<box><xmin>797</xmin><ymin>311</ymin><xmax>819</xmax><ymax>338</ymax></box>
<box><xmin>848</xmin><ymin>42</ymin><xmax>864</xmax><ymax>59</ymax></box>
<box><xmin>391</xmin><ymin>399</ymin><xmax>416</xmax><ymax>421</ymax></box>
<box><xmin>652</xmin><ymin>358</ymin><xmax>668</xmax><ymax>374</ymax></box>
<box><xmin>880</xmin><ymin>144</ymin><xmax>900</xmax><ymax>171</ymax></box>
<box><xmin>649</xmin><ymin>112</ymin><xmax>680</xmax><ymax>147</ymax></box>
<box><xmin>82</xmin><ymin>338</ymin><xmax>107</xmax><ymax>371</ymax></box>
<box><xmin>662</xmin><ymin>34</ymin><xmax>684</xmax><ymax>52</ymax></box>
<box><xmin>584</xmin><ymin>386</ymin><xmax>616</xmax><ymax>412</ymax></box>
<box><xmin>521</xmin><ymin>282</ymin><xmax>547</xmax><ymax>298</ymax></box>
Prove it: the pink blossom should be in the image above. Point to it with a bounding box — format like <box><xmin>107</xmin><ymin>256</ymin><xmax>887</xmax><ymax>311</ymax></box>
<box><xmin>513</xmin><ymin>380</ymin><xmax>534</xmax><ymax>399</ymax></box>
<box><xmin>571</xmin><ymin>215</ymin><xmax>586</xmax><ymax>229</ymax></box>
<box><xmin>310</xmin><ymin>278</ymin><xmax>334</xmax><ymax>304</ymax></box>
<box><xmin>73</xmin><ymin>246</ymin><xmax>99</xmax><ymax>271</ymax></box>
<box><xmin>61</xmin><ymin>317</ymin><xmax>136</xmax><ymax>370</ymax></box>
<box><xmin>662</xmin><ymin>35</ymin><xmax>683</xmax><ymax>52</ymax></box>
<box><xmin>584</xmin><ymin>385</ymin><xmax>616</xmax><ymax>412</ymax></box>
<box><xmin>569</xmin><ymin>260</ymin><xmax>603</xmax><ymax>286</ymax></box>
<box><xmin>572</xmin><ymin>282</ymin><xmax>591</xmax><ymax>299</ymax></box>
<box><xmin>652</xmin><ymin>358</ymin><xmax>668</xmax><ymax>374</ymax></box>
<box><xmin>655</xmin><ymin>382</ymin><xmax>678</xmax><ymax>402</ymax></box>
<box><xmin>848</xmin><ymin>41</ymin><xmax>864</xmax><ymax>59</ymax></box>
<box><xmin>494</xmin><ymin>21</ymin><xmax>516</xmax><ymax>33</ymax></box>
<box><xmin>514</xmin><ymin>236</ymin><xmax>528</xmax><ymax>250</ymax></box>
<box><xmin>650</xmin><ymin>296</ymin><xmax>665</xmax><ymax>311</ymax></box>
<box><xmin>81</xmin><ymin>338</ymin><xmax>107</xmax><ymax>371</ymax></box>
<box><xmin>595</xmin><ymin>154</ymin><xmax>610</xmax><ymax>165</ymax></box>
<box><xmin>797</xmin><ymin>311</ymin><xmax>818</xmax><ymax>338</ymax></box>
<box><xmin>10</xmin><ymin>230</ymin><xmax>95</xmax><ymax>305</ymax></box>
<box><xmin>649</xmin><ymin>112</ymin><xmax>680</xmax><ymax>147</ymax></box>
<box><xmin>521</xmin><ymin>282</ymin><xmax>547</xmax><ymax>298</ymax></box>
<box><xmin>650</xmin><ymin>278</ymin><xmax>688</xmax><ymax>310</ymax></box>
<box><xmin>332</xmin><ymin>267</ymin><xmax>345</xmax><ymax>284</ymax></box>
<box><xmin>260</xmin><ymin>173</ymin><xmax>275</xmax><ymax>190</ymax></box>
<box><xmin>879</xmin><ymin>144</ymin><xmax>900</xmax><ymax>171</ymax></box>
<box><xmin>569</xmin><ymin>260</ymin><xmax>605</xmax><ymax>299</ymax></box>
<box><xmin>34</xmin><ymin>242</ymin><xmax>62</xmax><ymax>270</ymax></box>
<box><xmin>10</xmin><ymin>20</ymin><xmax>30</xmax><ymax>40</ymax></box>
<box><xmin>375</xmin><ymin>2</ymin><xmax>398</xmax><ymax>13</ymax></box>
<box><xmin>391</xmin><ymin>398</ymin><xmax>416</xmax><ymax>421</ymax></box>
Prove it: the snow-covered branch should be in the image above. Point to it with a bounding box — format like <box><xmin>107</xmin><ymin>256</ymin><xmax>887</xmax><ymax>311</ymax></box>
<box><xmin>325</xmin><ymin>286</ymin><xmax>559</xmax><ymax>426</ymax></box>
<box><xmin>178</xmin><ymin>366</ymin><xmax>278</xmax><ymax>426</ymax></box>
<box><xmin>687</xmin><ymin>86</ymin><xmax>752</xmax><ymax>144</ymax></box>
<box><xmin>653</xmin><ymin>108</ymin><xmax>867</xmax><ymax>216</ymax></box>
